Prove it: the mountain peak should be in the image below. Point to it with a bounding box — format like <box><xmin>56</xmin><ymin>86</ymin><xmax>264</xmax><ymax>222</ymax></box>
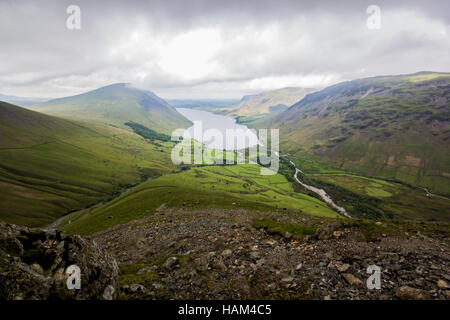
<box><xmin>32</xmin><ymin>84</ymin><xmax>191</xmax><ymax>133</ymax></box>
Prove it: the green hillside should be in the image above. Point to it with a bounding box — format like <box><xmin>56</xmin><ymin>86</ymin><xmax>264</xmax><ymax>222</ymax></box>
<box><xmin>262</xmin><ymin>72</ymin><xmax>450</xmax><ymax>195</ymax></box>
<box><xmin>59</xmin><ymin>164</ymin><xmax>340</xmax><ymax>235</ymax></box>
<box><xmin>32</xmin><ymin>83</ymin><xmax>191</xmax><ymax>134</ymax></box>
<box><xmin>0</xmin><ymin>101</ymin><xmax>177</xmax><ymax>227</ymax></box>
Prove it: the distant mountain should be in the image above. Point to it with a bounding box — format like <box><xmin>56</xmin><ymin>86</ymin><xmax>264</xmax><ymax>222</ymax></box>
<box><xmin>32</xmin><ymin>83</ymin><xmax>191</xmax><ymax>134</ymax></box>
<box><xmin>265</xmin><ymin>72</ymin><xmax>450</xmax><ymax>194</ymax></box>
<box><xmin>226</xmin><ymin>87</ymin><xmax>315</xmax><ymax>117</ymax></box>
<box><xmin>0</xmin><ymin>101</ymin><xmax>176</xmax><ymax>227</ymax></box>
<box><xmin>167</xmin><ymin>98</ymin><xmax>239</xmax><ymax>110</ymax></box>
<box><xmin>0</xmin><ymin>93</ymin><xmax>47</xmax><ymax>106</ymax></box>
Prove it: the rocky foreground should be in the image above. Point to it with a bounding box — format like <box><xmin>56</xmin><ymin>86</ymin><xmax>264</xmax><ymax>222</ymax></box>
<box><xmin>1</xmin><ymin>208</ymin><xmax>449</xmax><ymax>300</ymax></box>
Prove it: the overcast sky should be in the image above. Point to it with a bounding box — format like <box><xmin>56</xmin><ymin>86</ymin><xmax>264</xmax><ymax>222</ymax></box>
<box><xmin>0</xmin><ymin>0</ymin><xmax>449</xmax><ymax>99</ymax></box>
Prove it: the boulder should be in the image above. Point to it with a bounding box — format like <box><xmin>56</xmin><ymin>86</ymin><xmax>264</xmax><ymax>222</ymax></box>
<box><xmin>437</xmin><ymin>279</ymin><xmax>449</xmax><ymax>290</ymax></box>
<box><xmin>163</xmin><ymin>257</ymin><xmax>179</xmax><ymax>270</ymax></box>
<box><xmin>0</xmin><ymin>221</ymin><xmax>118</xmax><ymax>300</ymax></box>
<box><xmin>395</xmin><ymin>286</ymin><xmax>429</xmax><ymax>300</ymax></box>
<box><xmin>342</xmin><ymin>273</ymin><xmax>363</xmax><ymax>286</ymax></box>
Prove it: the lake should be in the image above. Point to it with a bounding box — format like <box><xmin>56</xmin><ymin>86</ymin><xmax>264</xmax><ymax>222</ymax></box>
<box><xmin>176</xmin><ymin>108</ymin><xmax>259</xmax><ymax>151</ymax></box>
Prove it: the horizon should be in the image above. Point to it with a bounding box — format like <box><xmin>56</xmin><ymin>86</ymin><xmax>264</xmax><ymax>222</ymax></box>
<box><xmin>2</xmin><ymin>70</ymin><xmax>449</xmax><ymax>102</ymax></box>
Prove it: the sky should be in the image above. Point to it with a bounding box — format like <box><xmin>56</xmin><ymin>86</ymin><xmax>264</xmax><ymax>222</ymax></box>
<box><xmin>0</xmin><ymin>0</ymin><xmax>449</xmax><ymax>99</ymax></box>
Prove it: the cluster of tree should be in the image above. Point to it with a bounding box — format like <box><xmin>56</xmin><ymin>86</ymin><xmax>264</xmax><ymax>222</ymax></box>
<box><xmin>124</xmin><ymin>121</ymin><xmax>171</xmax><ymax>142</ymax></box>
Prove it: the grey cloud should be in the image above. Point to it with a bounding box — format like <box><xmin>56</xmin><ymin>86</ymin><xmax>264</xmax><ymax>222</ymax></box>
<box><xmin>0</xmin><ymin>0</ymin><xmax>448</xmax><ymax>99</ymax></box>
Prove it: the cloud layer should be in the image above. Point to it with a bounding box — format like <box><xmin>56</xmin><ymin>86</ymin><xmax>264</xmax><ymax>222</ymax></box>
<box><xmin>0</xmin><ymin>0</ymin><xmax>449</xmax><ymax>99</ymax></box>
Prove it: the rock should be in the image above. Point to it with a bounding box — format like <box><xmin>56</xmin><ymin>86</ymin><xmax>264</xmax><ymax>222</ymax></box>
<box><xmin>221</xmin><ymin>249</ymin><xmax>232</xmax><ymax>257</ymax></box>
<box><xmin>130</xmin><ymin>284</ymin><xmax>146</xmax><ymax>293</ymax></box>
<box><xmin>333</xmin><ymin>231</ymin><xmax>343</xmax><ymax>239</ymax></box>
<box><xmin>281</xmin><ymin>276</ymin><xmax>294</xmax><ymax>282</ymax></box>
<box><xmin>137</xmin><ymin>266</ymin><xmax>156</xmax><ymax>275</ymax></box>
<box><xmin>415</xmin><ymin>265</ymin><xmax>425</xmax><ymax>275</ymax></box>
<box><xmin>152</xmin><ymin>283</ymin><xmax>162</xmax><ymax>290</ymax></box>
<box><xmin>256</xmin><ymin>259</ymin><xmax>265</xmax><ymax>266</ymax></box>
<box><xmin>0</xmin><ymin>221</ymin><xmax>118</xmax><ymax>300</ymax></box>
<box><xmin>163</xmin><ymin>257</ymin><xmax>179</xmax><ymax>270</ymax></box>
<box><xmin>102</xmin><ymin>285</ymin><xmax>115</xmax><ymax>300</ymax></box>
<box><xmin>315</xmin><ymin>223</ymin><xmax>342</xmax><ymax>240</ymax></box>
<box><xmin>444</xmin><ymin>291</ymin><xmax>450</xmax><ymax>299</ymax></box>
<box><xmin>53</xmin><ymin>267</ymin><xmax>65</xmax><ymax>282</ymax></box>
<box><xmin>284</xmin><ymin>232</ymin><xmax>292</xmax><ymax>239</ymax></box>
<box><xmin>414</xmin><ymin>278</ymin><xmax>425</xmax><ymax>287</ymax></box>
<box><xmin>395</xmin><ymin>286</ymin><xmax>429</xmax><ymax>300</ymax></box>
<box><xmin>324</xmin><ymin>295</ymin><xmax>331</xmax><ymax>300</ymax></box>
<box><xmin>342</xmin><ymin>273</ymin><xmax>363</xmax><ymax>286</ymax></box>
<box><xmin>335</xmin><ymin>262</ymin><xmax>351</xmax><ymax>273</ymax></box>
<box><xmin>437</xmin><ymin>279</ymin><xmax>449</xmax><ymax>290</ymax></box>
<box><xmin>295</xmin><ymin>263</ymin><xmax>303</xmax><ymax>271</ymax></box>
<box><xmin>249</xmin><ymin>251</ymin><xmax>260</xmax><ymax>260</ymax></box>
<box><xmin>267</xmin><ymin>283</ymin><xmax>277</xmax><ymax>290</ymax></box>
<box><xmin>31</xmin><ymin>263</ymin><xmax>44</xmax><ymax>274</ymax></box>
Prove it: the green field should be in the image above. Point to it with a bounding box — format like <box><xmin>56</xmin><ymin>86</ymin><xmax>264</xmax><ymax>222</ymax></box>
<box><xmin>59</xmin><ymin>164</ymin><xmax>340</xmax><ymax>235</ymax></box>
<box><xmin>307</xmin><ymin>173</ymin><xmax>450</xmax><ymax>221</ymax></box>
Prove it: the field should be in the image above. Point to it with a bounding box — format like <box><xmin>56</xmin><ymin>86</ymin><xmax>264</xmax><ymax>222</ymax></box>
<box><xmin>59</xmin><ymin>164</ymin><xmax>340</xmax><ymax>235</ymax></box>
<box><xmin>307</xmin><ymin>173</ymin><xmax>450</xmax><ymax>221</ymax></box>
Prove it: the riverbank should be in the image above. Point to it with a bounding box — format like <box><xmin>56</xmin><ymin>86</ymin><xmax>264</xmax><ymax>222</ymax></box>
<box><xmin>287</xmin><ymin>159</ymin><xmax>351</xmax><ymax>218</ymax></box>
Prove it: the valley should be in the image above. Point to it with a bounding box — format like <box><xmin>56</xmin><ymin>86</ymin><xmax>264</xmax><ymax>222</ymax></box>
<box><xmin>2</xmin><ymin>0</ymin><xmax>450</xmax><ymax>304</ymax></box>
<box><xmin>0</xmin><ymin>72</ymin><xmax>449</xmax><ymax>301</ymax></box>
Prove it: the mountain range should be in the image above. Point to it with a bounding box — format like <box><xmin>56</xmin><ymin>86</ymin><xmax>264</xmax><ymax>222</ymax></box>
<box><xmin>253</xmin><ymin>72</ymin><xmax>450</xmax><ymax>195</ymax></box>
<box><xmin>0</xmin><ymin>93</ymin><xmax>47</xmax><ymax>107</ymax></box>
<box><xmin>225</xmin><ymin>87</ymin><xmax>315</xmax><ymax>117</ymax></box>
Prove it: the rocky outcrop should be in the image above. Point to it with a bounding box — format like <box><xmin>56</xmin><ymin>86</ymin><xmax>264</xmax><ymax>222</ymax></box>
<box><xmin>91</xmin><ymin>208</ymin><xmax>450</xmax><ymax>300</ymax></box>
<box><xmin>0</xmin><ymin>221</ymin><xmax>118</xmax><ymax>300</ymax></box>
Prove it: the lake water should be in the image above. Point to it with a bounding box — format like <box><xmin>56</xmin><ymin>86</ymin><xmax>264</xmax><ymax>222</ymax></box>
<box><xmin>176</xmin><ymin>108</ymin><xmax>259</xmax><ymax>151</ymax></box>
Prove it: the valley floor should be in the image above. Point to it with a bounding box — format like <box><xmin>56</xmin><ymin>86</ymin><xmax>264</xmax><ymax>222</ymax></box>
<box><xmin>91</xmin><ymin>208</ymin><xmax>450</xmax><ymax>300</ymax></box>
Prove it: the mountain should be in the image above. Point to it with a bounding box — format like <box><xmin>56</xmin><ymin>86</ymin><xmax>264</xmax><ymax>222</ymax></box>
<box><xmin>167</xmin><ymin>98</ymin><xmax>239</xmax><ymax>111</ymax></box>
<box><xmin>32</xmin><ymin>83</ymin><xmax>191</xmax><ymax>134</ymax></box>
<box><xmin>264</xmin><ymin>72</ymin><xmax>450</xmax><ymax>194</ymax></box>
<box><xmin>226</xmin><ymin>87</ymin><xmax>315</xmax><ymax>117</ymax></box>
<box><xmin>0</xmin><ymin>101</ymin><xmax>176</xmax><ymax>227</ymax></box>
<box><xmin>0</xmin><ymin>93</ymin><xmax>47</xmax><ymax>106</ymax></box>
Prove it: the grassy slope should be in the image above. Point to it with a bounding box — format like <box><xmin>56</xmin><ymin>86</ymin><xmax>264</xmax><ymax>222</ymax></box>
<box><xmin>60</xmin><ymin>164</ymin><xmax>340</xmax><ymax>235</ymax></box>
<box><xmin>0</xmin><ymin>101</ymin><xmax>177</xmax><ymax>227</ymax></box>
<box><xmin>260</xmin><ymin>72</ymin><xmax>450</xmax><ymax>195</ymax></box>
<box><xmin>32</xmin><ymin>83</ymin><xmax>192</xmax><ymax>134</ymax></box>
